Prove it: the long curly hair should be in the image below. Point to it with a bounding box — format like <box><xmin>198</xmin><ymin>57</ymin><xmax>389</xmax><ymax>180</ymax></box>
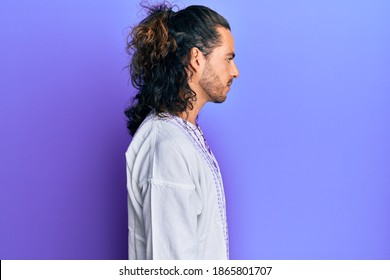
<box><xmin>125</xmin><ymin>3</ymin><xmax>230</xmax><ymax>136</ymax></box>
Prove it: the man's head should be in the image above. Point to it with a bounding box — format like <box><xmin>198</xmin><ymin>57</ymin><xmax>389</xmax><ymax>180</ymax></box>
<box><xmin>125</xmin><ymin>3</ymin><xmax>239</xmax><ymax>135</ymax></box>
<box><xmin>189</xmin><ymin>26</ymin><xmax>239</xmax><ymax>104</ymax></box>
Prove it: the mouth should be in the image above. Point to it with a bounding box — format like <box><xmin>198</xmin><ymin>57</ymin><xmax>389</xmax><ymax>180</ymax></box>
<box><xmin>227</xmin><ymin>80</ymin><xmax>233</xmax><ymax>87</ymax></box>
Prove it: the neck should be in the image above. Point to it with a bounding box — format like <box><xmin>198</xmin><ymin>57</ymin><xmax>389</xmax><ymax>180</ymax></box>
<box><xmin>178</xmin><ymin>81</ymin><xmax>208</xmax><ymax>124</ymax></box>
<box><xmin>178</xmin><ymin>94</ymin><xmax>207</xmax><ymax>125</ymax></box>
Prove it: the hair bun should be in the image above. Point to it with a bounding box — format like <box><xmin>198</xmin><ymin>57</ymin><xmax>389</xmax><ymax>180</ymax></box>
<box><xmin>129</xmin><ymin>5</ymin><xmax>177</xmax><ymax>66</ymax></box>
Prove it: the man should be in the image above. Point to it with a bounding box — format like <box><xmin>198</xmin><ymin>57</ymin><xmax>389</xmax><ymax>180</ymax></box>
<box><xmin>125</xmin><ymin>3</ymin><xmax>239</xmax><ymax>260</ymax></box>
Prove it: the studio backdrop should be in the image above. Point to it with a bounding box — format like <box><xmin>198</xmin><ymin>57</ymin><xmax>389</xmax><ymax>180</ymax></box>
<box><xmin>1</xmin><ymin>0</ymin><xmax>389</xmax><ymax>259</ymax></box>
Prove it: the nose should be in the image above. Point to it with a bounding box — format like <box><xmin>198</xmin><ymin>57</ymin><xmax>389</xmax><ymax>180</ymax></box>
<box><xmin>231</xmin><ymin>61</ymin><xmax>239</xmax><ymax>78</ymax></box>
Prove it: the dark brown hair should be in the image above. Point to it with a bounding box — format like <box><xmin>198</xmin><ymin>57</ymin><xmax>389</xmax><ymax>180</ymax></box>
<box><xmin>125</xmin><ymin>2</ymin><xmax>230</xmax><ymax>135</ymax></box>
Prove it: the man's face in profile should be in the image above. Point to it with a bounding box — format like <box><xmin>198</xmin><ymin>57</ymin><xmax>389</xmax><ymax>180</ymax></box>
<box><xmin>199</xmin><ymin>27</ymin><xmax>239</xmax><ymax>103</ymax></box>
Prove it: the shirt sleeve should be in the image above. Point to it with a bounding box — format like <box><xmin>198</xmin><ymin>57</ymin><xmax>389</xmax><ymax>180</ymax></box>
<box><xmin>141</xmin><ymin>179</ymin><xmax>201</xmax><ymax>259</ymax></box>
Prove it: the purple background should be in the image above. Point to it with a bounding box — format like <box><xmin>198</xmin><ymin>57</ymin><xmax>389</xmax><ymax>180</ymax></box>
<box><xmin>1</xmin><ymin>0</ymin><xmax>389</xmax><ymax>259</ymax></box>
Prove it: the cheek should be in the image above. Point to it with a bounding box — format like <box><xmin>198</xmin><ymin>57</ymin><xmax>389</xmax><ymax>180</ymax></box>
<box><xmin>223</xmin><ymin>65</ymin><xmax>231</xmax><ymax>80</ymax></box>
<box><xmin>215</xmin><ymin>63</ymin><xmax>229</xmax><ymax>78</ymax></box>
<box><xmin>209</xmin><ymin>59</ymin><xmax>230</xmax><ymax>82</ymax></box>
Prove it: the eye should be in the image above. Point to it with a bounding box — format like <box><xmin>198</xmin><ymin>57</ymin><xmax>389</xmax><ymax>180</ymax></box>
<box><xmin>227</xmin><ymin>53</ymin><xmax>236</xmax><ymax>63</ymax></box>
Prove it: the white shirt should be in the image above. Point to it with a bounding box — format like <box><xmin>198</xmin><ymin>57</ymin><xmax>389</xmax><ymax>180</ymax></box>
<box><xmin>126</xmin><ymin>112</ymin><xmax>228</xmax><ymax>259</ymax></box>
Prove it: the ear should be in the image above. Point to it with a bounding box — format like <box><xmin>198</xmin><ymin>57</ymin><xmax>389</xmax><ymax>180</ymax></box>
<box><xmin>189</xmin><ymin>47</ymin><xmax>205</xmax><ymax>72</ymax></box>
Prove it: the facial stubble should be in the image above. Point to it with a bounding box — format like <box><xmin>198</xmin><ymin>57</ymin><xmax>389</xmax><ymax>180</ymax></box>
<box><xmin>199</xmin><ymin>60</ymin><xmax>230</xmax><ymax>103</ymax></box>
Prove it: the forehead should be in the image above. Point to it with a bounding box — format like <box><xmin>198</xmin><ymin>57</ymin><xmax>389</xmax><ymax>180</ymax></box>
<box><xmin>212</xmin><ymin>26</ymin><xmax>235</xmax><ymax>55</ymax></box>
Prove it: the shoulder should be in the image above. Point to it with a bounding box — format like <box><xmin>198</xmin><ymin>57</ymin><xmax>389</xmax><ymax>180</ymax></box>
<box><xmin>128</xmin><ymin>112</ymin><xmax>194</xmax><ymax>156</ymax></box>
<box><xmin>128</xmin><ymin>113</ymin><xmax>200</xmax><ymax>183</ymax></box>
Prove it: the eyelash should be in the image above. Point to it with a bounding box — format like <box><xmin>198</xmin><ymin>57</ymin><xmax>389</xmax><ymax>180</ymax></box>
<box><xmin>227</xmin><ymin>57</ymin><xmax>233</xmax><ymax>63</ymax></box>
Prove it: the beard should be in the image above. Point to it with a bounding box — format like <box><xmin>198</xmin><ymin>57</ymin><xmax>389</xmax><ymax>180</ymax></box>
<box><xmin>199</xmin><ymin>61</ymin><xmax>230</xmax><ymax>103</ymax></box>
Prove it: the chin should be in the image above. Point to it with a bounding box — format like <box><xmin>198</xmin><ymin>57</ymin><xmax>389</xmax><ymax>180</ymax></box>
<box><xmin>213</xmin><ymin>95</ymin><xmax>227</xmax><ymax>103</ymax></box>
